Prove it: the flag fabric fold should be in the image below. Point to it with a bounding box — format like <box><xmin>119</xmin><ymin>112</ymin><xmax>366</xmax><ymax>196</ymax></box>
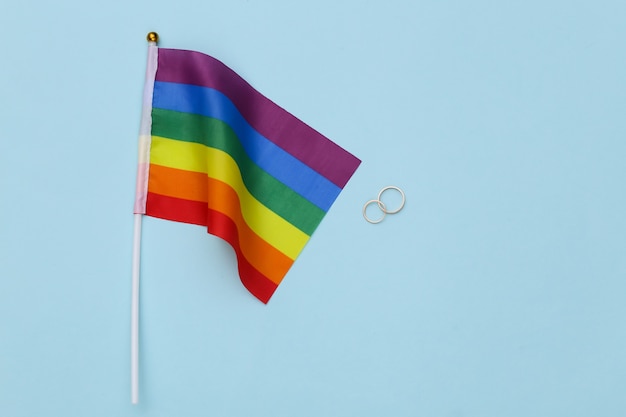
<box><xmin>134</xmin><ymin>46</ymin><xmax>361</xmax><ymax>303</ymax></box>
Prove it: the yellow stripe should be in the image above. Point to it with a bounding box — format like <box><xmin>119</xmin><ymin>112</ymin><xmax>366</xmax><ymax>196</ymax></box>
<box><xmin>150</xmin><ymin>136</ymin><xmax>309</xmax><ymax>259</ymax></box>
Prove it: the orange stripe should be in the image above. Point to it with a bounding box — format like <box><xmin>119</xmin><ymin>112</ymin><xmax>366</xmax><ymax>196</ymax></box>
<box><xmin>148</xmin><ymin>163</ymin><xmax>293</xmax><ymax>284</ymax></box>
<box><xmin>149</xmin><ymin>163</ymin><xmax>208</xmax><ymax>202</ymax></box>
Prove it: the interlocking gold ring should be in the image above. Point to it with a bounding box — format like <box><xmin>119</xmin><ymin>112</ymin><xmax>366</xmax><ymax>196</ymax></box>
<box><xmin>363</xmin><ymin>199</ymin><xmax>387</xmax><ymax>224</ymax></box>
<box><xmin>363</xmin><ymin>185</ymin><xmax>405</xmax><ymax>224</ymax></box>
<box><xmin>377</xmin><ymin>186</ymin><xmax>405</xmax><ymax>214</ymax></box>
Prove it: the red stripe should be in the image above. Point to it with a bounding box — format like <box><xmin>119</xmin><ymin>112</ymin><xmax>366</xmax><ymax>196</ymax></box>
<box><xmin>146</xmin><ymin>192</ymin><xmax>278</xmax><ymax>303</ymax></box>
<box><xmin>146</xmin><ymin>190</ymin><xmax>207</xmax><ymax>226</ymax></box>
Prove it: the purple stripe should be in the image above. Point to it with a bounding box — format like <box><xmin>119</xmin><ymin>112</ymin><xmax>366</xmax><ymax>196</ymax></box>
<box><xmin>155</xmin><ymin>48</ymin><xmax>361</xmax><ymax>188</ymax></box>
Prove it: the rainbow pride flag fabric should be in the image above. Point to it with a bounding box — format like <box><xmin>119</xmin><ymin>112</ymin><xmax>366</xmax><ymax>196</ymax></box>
<box><xmin>134</xmin><ymin>46</ymin><xmax>361</xmax><ymax>303</ymax></box>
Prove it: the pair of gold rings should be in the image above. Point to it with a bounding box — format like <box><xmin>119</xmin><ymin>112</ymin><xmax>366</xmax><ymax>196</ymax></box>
<box><xmin>362</xmin><ymin>186</ymin><xmax>406</xmax><ymax>224</ymax></box>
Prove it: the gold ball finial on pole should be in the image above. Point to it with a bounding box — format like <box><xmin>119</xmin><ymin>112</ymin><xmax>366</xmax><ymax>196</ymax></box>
<box><xmin>146</xmin><ymin>32</ymin><xmax>159</xmax><ymax>43</ymax></box>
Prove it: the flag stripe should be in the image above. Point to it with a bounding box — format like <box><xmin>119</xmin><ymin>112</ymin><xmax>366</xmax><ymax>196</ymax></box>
<box><xmin>146</xmin><ymin>166</ymin><xmax>294</xmax><ymax>284</ymax></box>
<box><xmin>145</xmin><ymin>192</ymin><xmax>279</xmax><ymax>303</ymax></box>
<box><xmin>155</xmin><ymin>48</ymin><xmax>361</xmax><ymax>188</ymax></box>
<box><xmin>151</xmin><ymin>107</ymin><xmax>326</xmax><ymax>234</ymax></box>
<box><xmin>152</xmin><ymin>81</ymin><xmax>341</xmax><ymax>211</ymax></box>
<box><xmin>150</xmin><ymin>136</ymin><xmax>309</xmax><ymax>260</ymax></box>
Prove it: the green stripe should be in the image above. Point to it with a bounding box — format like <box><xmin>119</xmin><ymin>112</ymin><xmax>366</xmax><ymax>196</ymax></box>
<box><xmin>151</xmin><ymin>108</ymin><xmax>325</xmax><ymax>235</ymax></box>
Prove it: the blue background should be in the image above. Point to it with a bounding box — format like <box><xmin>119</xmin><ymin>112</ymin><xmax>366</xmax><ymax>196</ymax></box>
<box><xmin>1</xmin><ymin>1</ymin><xmax>625</xmax><ymax>416</ymax></box>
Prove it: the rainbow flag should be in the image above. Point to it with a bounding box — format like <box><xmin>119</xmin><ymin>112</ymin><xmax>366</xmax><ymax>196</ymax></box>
<box><xmin>134</xmin><ymin>46</ymin><xmax>361</xmax><ymax>303</ymax></box>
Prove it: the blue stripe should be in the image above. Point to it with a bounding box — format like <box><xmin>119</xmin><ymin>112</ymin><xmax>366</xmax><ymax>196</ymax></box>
<box><xmin>152</xmin><ymin>81</ymin><xmax>341</xmax><ymax>212</ymax></box>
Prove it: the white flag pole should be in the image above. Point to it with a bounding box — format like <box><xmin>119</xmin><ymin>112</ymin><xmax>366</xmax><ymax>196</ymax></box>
<box><xmin>131</xmin><ymin>31</ymin><xmax>159</xmax><ymax>405</ymax></box>
<box><xmin>130</xmin><ymin>213</ymin><xmax>142</xmax><ymax>404</ymax></box>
